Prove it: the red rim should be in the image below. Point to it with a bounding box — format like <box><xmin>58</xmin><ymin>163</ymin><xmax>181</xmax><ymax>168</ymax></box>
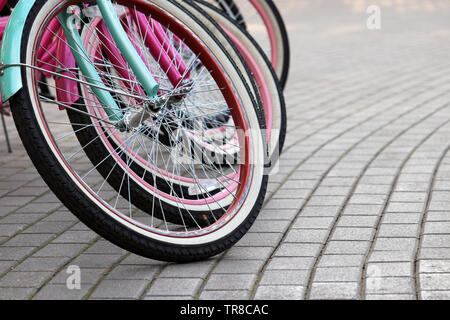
<box><xmin>29</xmin><ymin>0</ymin><xmax>256</xmax><ymax>239</ymax></box>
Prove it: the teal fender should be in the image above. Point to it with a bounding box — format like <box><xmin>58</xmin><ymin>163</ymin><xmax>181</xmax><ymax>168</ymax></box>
<box><xmin>0</xmin><ymin>0</ymin><xmax>36</xmax><ymax>102</ymax></box>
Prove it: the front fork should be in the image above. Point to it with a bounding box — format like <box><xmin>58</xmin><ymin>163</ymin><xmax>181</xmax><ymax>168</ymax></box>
<box><xmin>59</xmin><ymin>0</ymin><xmax>161</xmax><ymax>125</ymax></box>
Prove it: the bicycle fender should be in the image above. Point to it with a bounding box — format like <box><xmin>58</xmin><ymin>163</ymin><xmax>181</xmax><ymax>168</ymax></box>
<box><xmin>0</xmin><ymin>0</ymin><xmax>36</xmax><ymax>102</ymax></box>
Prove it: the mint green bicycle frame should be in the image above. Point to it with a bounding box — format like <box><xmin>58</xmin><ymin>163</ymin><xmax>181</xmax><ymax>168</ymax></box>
<box><xmin>0</xmin><ymin>0</ymin><xmax>160</xmax><ymax>123</ymax></box>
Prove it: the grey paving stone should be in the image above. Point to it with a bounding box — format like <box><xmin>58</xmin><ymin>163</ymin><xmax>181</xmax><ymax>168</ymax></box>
<box><xmin>33</xmin><ymin>193</ymin><xmax>60</xmax><ymax>204</ymax></box>
<box><xmin>13</xmin><ymin>257</ymin><xmax>70</xmax><ymax>272</ymax></box>
<box><xmin>386</xmin><ymin>202</ymin><xmax>424</xmax><ymax>213</ymax></box>
<box><xmin>265</xmin><ymin>199</ymin><xmax>303</xmax><ymax>210</ymax></box>
<box><xmin>313</xmin><ymin>267</ymin><xmax>361</xmax><ymax>282</ymax></box>
<box><xmin>159</xmin><ymin>261</ymin><xmax>212</xmax><ymax>278</ymax></box>
<box><xmin>224</xmin><ymin>247</ymin><xmax>273</xmax><ymax>260</ymax></box>
<box><xmin>249</xmin><ymin>220</ymin><xmax>290</xmax><ymax>233</ymax></box>
<box><xmin>382</xmin><ymin>213</ymin><xmax>422</xmax><ymax>224</ymax></box>
<box><xmin>16</xmin><ymin>202</ymin><xmax>60</xmax><ymax>213</ymax></box>
<box><xmin>272</xmin><ymin>189</ymin><xmax>310</xmax><ymax>199</ymax></box>
<box><xmin>419</xmin><ymin>274</ymin><xmax>450</xmax><ymax>291</ymax></box>
<box><xmin>71</xmin><ymin>254</ymin><xmax>120</xmax><ymax>269</ymax></box>
<box><xmin>377</xmin><ymin>224</ymin><xmax>419</xmax><ymax>238</ymax></box>
<box><xmin>236</xmin><ymin>232</ymin><xmax>282</xmax><ymax>247</ymax></box>
<box><xmin>45</xmin><ymin>211</ymin><xmax>79</xmax><ymax>222</ymax></box>
<box><xmin>349</xmin><ymin>195</ymin><xmax>387</xmax><ymax>205</ymax></box>
<box><xmin>373</xmin><ymin>238</ymin><xmax>417</xmax><ymax>251</ymax></box>
<box><xmin>146</xmin><ymin>278</ymin><xmax>202</xmax><ymax>297</ymax></box>
<box><xmin>419</xmin><ymin>260</ymin><xmax>450</xmax><ymax>273</ymax></box>
<box><xmin>0</xmin><ymin>271</ymin><xmax>53</xmax><ymax>288</ymax></box>
<box><xmin>321</xmin><ymin>177</ymin><xmax>354</xmax><ymax>187</ymax></box>
<box><xmin>309</xmin><ymin>282</ymin><xmax>358</xmax><ymax>300</ymax></box>
<box><xmin>204</xmin><ymin>274</ymin><xmax>256</xmax><ymax>291</ymax></box>
<box><xmin>107</xmin><ymin>265</ymin><xmax>159</xmax><ymax>280</ymax></box>
<box><xmin>344</xmin><ymin>204</ymin><xmax>383</xmax><ymax>216</ymax></box>
<box><xmin>391</xmin><ymin>192</ymin><xmax>427</xmax><ymax>203</ymax></box>
<box><xmin>365</xmin><ymin>277</ymin><xmax>414</xmax><ymax>294</ymax></box>
<box><xmin>428</xmin><ymin>201</ymin><xmax>450</xmax><ymax>211</ymax></box>
<box><xmin>254</xmin><ymin>285</ymin><xmax>305</xmax><ymax>300</ymax></box>
<box><xmin>0</xmin><ymin>246</ymin><xmax>35</xmax><ymax>261</ymax></box>
<box><xmin>199</xmin><ymin>290</ymin><xmax>249</xmax><ymax>300</ymax></box>
<box><xmin>283</xmin><ymin>180</ymin><xmax>317</xmax><ymax>189</ymax></box>
<box><xmin>52</xmin><ymin>230</ymin><xmax>98</xmax><ymax>244</ymax></box>
<box><xmin>213</xmin><ymin>260</ymin><xmax>263</xmax><ymax>274</ymax></box>
<box><xmin>0</xmin><ymin>260</ymin><xmax>14</xmax><ymax>274</ymax></box>
<box><xmin>257</xmin><ymin>209</ymin><xmax>298</xmax><ymax>221</ymax></box>
<box><xmin>419</xmin><ymin>248</ymin><xmax>450</xmax><ymax>260</ymax></box>
<box><xmin>366</xmin><ymin>262</ymin><xmax>412</xmax><ymax>277</ymax></box>
<box><xmin>315</xmin><ymin>186</ymin><xmax>350</xmax><ymax>196</ymax></box>
<box><xmin>83</xmin><ymin>241</ymin><xmax>127</xmax><ymax>256</ymax></box>
<box><xmin>423</xmin><ymin>222</ymin><xmax>450</xmax><ymax>234</ymax></box>
<box><xmin>3</xmin><ymin>233</ymin><xmax>54</xmax><ymax>247</ymax></box>
<box><xmin>299</xmin><ymin>206</ymin><xmax>341</xmax><ymax>217</ymax></box>
<box><xmin>49</xmin><ymin>267</ymin><xmax>106</xmax><ymax>285</ymax></box>
<box><xmin>285</xmin><ymin>229</ymin><xmax>328</xmax><ymax>243</ymax></box>
<box><xmin>33</xmin><ymin>243</ymin><xmax>86</xmax><ymax>258</ymax></box>
<box><xmin>259</xmin><ymin>270</ymin><xmax>309</xmax><ymax>286</ymax></box>
<box><xmin>0</xmin><ymin>287</ymin><xmax>35</xmax><ymax>300</ymax></box>
<box><xmin>421</xmin><ymin>290</ymin><xmax>450</xmax><ymax>300</ymax></box>
<box><xmin>422</xmin><ymin>235</ymin><xmax>450</xmax><ymax>248</ymax></box>
<box><xmin>33</xmin><ymin>284</ymin><xmax>89</xmax><ymax>300</ymax></box>
<box><xmin>331</xmin><ymin>227</ymin><xmax>374</xmax><ymax>241</ymax></box>
<box><xmin>266</xmin><ymin>257</ymin><xmax>314</xmax><ymax>270</ymax></box>
<box><xmin>146</xmin><ymin>295</ymin><xmax>193</xmax><ymax>300</ymax></box>
<box><xmin>0</xmin><ymin>224</ymin><xmax>26</xmax><ymax>237</ymax></box>
<box><xmin>426</xmin><ymin>211</ymin><xmax>450</xmax><ymax>222</ymax></box>
<box><xmin>90</xmin><ymin>279</ymin><xmax>148</xmax><ymax>299</ymax></box>
<box><xmin>120</xmin><ymin>254</ymin><xmax>166</xmax><ymax>267</ymax></box>
<box><xmin>292</xmin><ymin>217</ymin><xmax>334</xmax><ymax>229</ymax></box>
<box><xmin>354</xmin><ymin>184</ymin><xmax>391</xmax><ymax>194</ymax></box>
<box><xmin>325</xmin><ymin>241</ymin><xmax>370</xmax><ymax>255</ymax></box>
<box><xmin>0</xmin><ymin>197</ymin><xmax>34</xmax><ymax>207</ymax></box>
<box><xmin>0</xmin><ymin>206</ymin><xmax>18</xmax><ymax>217</ymax></box>
<box><xmin>275</xmin><ymin>243</ymin><xmax>321</xmax><ymax>257</ymax></box>
<box><xmin>319</xmin><ymin>255</ymin><xmax>363</xmax><ymax>267</ymax></box>
<box><xmin>366</xmin><ymin>294</ymin><xmax>415</xmax><ymax>300</ymax></box>
<box><xmin>1</xmin><ymin>213</ymin><xmax>44</xmax><ymax>225</ymax></box>
<box><xmin>308</xmin><ymin>196</ymin><xmax>346</xmax><ymax>206</ymax></box>
<box><xmin>22</xmin><ymin>221</ymin><xmax>74</xmax><ymax>235</ymax></box>
<box><xmin>338</xmin><ymin>216</ymin><xmax>378</xmax><ymax>228</ymax></box>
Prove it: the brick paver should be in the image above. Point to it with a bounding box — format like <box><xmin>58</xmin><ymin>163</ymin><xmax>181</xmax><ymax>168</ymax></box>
<box><xmin>1</xmin><ymin>0</ymin><xmax>450</xmax><ymax>300</ymax></box>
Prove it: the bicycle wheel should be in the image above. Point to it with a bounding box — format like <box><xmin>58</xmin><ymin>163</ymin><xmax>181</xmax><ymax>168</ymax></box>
<box><xmin>205</xmin><ymin>0</ymin><xmax>290</xmax><ymax>89</ymax></box>
<box><xmin>9</xmin><ymin>0</ymin><xmax>268</xmax><ymax>262</ymax></box>
<box><xmin>64</xmin><ymin>2</ymin><xmax>265</xmax><ymax>227</ymax></box>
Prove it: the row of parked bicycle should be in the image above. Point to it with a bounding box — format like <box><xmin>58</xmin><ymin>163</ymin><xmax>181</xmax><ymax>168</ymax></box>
<box><xmin>0</xmin><ymin>0</ymin><xmax>290</xmax><ymax>262</ymax></box>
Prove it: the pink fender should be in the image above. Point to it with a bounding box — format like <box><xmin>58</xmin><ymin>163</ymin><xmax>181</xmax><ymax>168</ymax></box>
<box><xmin>55</xmin><ymin>26</ymin><xmax>79</xmax><ymax>108</ymax></box>
<box><xmin>152</xmin><ymin>20</ymin><xmax>188</xmax><ymax>78</ymax></box>
<box><xmin>0</xmin><ymin>16</ymin><xmax>8</xmax><ymax>39</ymax></box>
<box><xmin>97</xmin><ymin>20</ymin><xmax>145</xmax><ymax>101</ymax></box>
<box><xmin>129</xmin><ymin>10</ymin><xmax>184</xmax><ymax>87</ymax></box>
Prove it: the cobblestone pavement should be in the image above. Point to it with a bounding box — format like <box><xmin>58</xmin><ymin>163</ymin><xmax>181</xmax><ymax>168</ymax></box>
<box><xmin>1</xmin><ymin>0</ymin><xmax>450</xmax><ymax>300</ymax></box>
